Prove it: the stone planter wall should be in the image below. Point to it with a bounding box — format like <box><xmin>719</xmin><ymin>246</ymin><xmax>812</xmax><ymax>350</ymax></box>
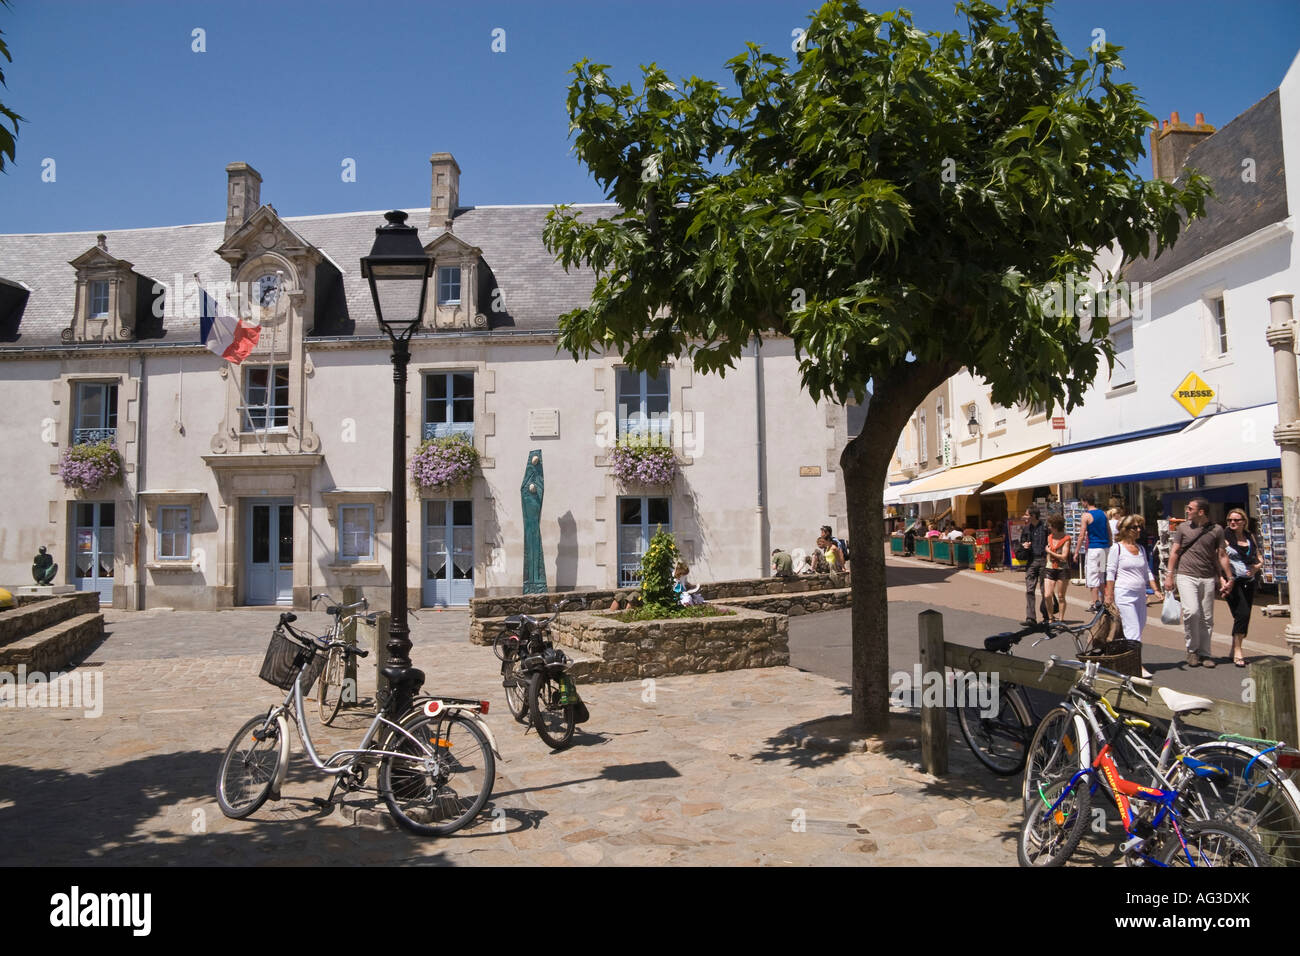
<box><xmin>547</xmin><ymin>606</ymin><xmax>788</xmax><ymax>683</ymax></box>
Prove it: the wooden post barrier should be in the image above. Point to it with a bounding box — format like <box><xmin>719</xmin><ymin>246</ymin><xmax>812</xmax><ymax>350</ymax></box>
<box><xmin>340</xmin><ymin>586</ymin><xmax>360</xmax><ymax>697</ymax></box>
<box><xmin>356</xmin><ymin>610</ymin><xmax>391</xmax><ymax>711</ymax></box>
<box><xmin>1252</xmin><ymin>658</ymin><xmax>1299</xmax><ymax>744</ymax></box>
<box><xmin>918</xmin><ymin>610</ymin><xmax>948</xmax><ymax>775</ymax></box>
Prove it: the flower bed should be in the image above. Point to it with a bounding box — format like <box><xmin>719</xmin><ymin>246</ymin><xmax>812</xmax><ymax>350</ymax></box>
<box><xmin>410</xmin><ymin>434</ymin><xmax>478</xmax><ymax>490</ymax></box>
<box><xmin>58</xmin><ymin>440</ymin><xmax>123</xmax><ymax>492</ymax></box>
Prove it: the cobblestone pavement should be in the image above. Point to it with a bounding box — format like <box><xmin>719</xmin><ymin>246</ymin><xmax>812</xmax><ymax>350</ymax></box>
<box><xmin>0</xmin><ymin>607</ymin><xmax>1035</xmax><ymax>866</ymax></box>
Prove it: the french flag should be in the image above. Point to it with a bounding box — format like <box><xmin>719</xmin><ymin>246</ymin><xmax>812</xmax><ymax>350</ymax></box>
<box><xmin>199</xmin><ymin>288</ymin><xmax>260</xmax><ymax>364</ymax></box>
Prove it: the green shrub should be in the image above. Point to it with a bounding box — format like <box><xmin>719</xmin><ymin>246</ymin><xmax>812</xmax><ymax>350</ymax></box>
<box><xmin>639</xmin><ymin>525</ymin><xmax>679</xmax><ymax>612</ymax></box>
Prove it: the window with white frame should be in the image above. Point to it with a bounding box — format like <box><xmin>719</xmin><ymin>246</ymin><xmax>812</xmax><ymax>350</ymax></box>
<box><xmin>617</xmin><ymin>367</ymin><xmax>671</xmax><ymax>442</ymax></box>
<box><xmin>1109</xmin><ymin>321</ymin><xmax>1135</xmax><ymax>388</ymax></box>
<box><xmin>423</xmin><ymin>371</ymin><xmax>474</xmax><ymax>440</ymax></box>
<box><xmin>338</xmin><ymin>505</ymin><xmax>374</xmax><ymax>562</ymax></box>
<box><xmin>936</xmin><ymin>397</ymin><xmax>945</xmax><ymax>438</ymax></box>
<box><xmin>89</xmin><ymin>280</ymin><xmax>110</xmax><ymax>318</ymax></box>
<box><xmin>1210</xmin><ymin>296</ymin><xmax>1228</xmax><ymax>356</ymax></box>
<box><xmin>437</xmin><ymin>266</ymin><xmax>461</xmax><ymax>305</ymax></box>
<box><xmin>74</xmin><ymin>381</ymin><xmax>118</xmax><ymax>445</ymax></box>
<box><xmin>918</xmin><ymin>409</ymin><xmax>928</xmax><ymax>464</ymax></box>
<box><xmin>617</xmin><ymin>496</ymin><xmax>671</xmax><ymax>588</ymax></box>
<box><xmin>158</xmin><ymin>506</ymin><xmax>191</xmax><ymax>559</ymax></box>
<box><xmin>242</xmin><ymin>365</ymin><xmax>290</xmax><ymax>430</ymax></box>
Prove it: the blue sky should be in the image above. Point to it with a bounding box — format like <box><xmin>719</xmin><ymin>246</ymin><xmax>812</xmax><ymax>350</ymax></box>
<box><xmin>1</xmin><ymin>0</ymin><xmax>1297</xmax><ymax>234</ymax></box>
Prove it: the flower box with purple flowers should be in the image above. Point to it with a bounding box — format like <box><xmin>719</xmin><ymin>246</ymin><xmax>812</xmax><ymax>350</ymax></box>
<box><xmin>410</xmin><ymin>434</ymin><xmax>479</xmax><ymax>490</ymax></box>
<box><xmin>59</xmin><ymin>440</ymin><xmax>124</xmax><ymax>493</ymax></box>
<box><xmin>609</xmin><ymin>438</ymin><xmax>677</xmax><ymax>487</ymax></box>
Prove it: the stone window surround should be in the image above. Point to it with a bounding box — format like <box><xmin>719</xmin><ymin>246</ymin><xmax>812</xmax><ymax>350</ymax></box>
<box><xmin>139</xmin><ymin>490</ymin><xmax>206</xmax><ymax>571</ymax></box>
<box><xmin>413</xmin><ymin>361</ymin><xmax>495</xmax><ymax>467</ymax></box>
<box><xmin>322</xmin><ymin>488</ymin><xmax>389</xmax><ymax>573</ymax></box>
<box><xmin>67</xmin><ymin>247</ymin><xmax>138</xmax><ymax>343</ymax></box>
<box><xmin>50</xmin><ymin>369</ymin><xmax>138</xmax><ymax>478</ymax></box>
<box><xmin>1201</xmin><ymin>285</ymin><xmax>1232</xmax><ymax>369</ymax></box>
<box><xmin>593</xmin><ymin>357</ymin><xmax>696</xmax><ymax>583</ymax></box>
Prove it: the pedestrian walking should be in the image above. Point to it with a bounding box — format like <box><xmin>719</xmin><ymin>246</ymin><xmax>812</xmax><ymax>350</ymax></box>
<box><xmin>1105</xmin><ymin>514</ymin><xmax>1164</xmax><ymax>678</ymax></box>
<box><xmin>1076</xmin><ymin>493</ymin><xmax>1113</xmax><ymax>607</ymax></box>
<box><xmin>1044</xmin><ymin>514</ymin><xmax>1072</xmax><ymax>622</ymax></box>
<box><xmin>1162</xmin><ymin>497</ymin><xmax>1232</xmax><ymax>668</ymax></box>
<box><xmin>1019</xmin><ymin>506</ymin><xmax>1050</xmax><ymax>626</ymax></box>
<box><xmin>1222</xmin><ymin>508</ymin><xmax>1262</xmax><ymax>667</ymax></box>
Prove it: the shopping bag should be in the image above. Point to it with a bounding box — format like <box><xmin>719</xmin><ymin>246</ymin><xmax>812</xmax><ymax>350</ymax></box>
<box><xmin>1160</xmin><ymin>593</ymin><xmax>1182</xmax><ymax>625</ymax></box>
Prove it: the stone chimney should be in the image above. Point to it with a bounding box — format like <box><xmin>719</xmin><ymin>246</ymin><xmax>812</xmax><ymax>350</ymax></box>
<box><xmin>429</xmin><ymin>152</ymin><xmax>461</xmax><ymax>230</ymax></box>
<box><xmin>96</xmin><ymin>234</ymin><xmax>107</xmax><ymax>251</ymax></box>
<box><xmin>225</xmin><ymin>162</ymin><xmax>263</xmax><ymax>239</ymax></box>
<box><xmin>1149</xmin><ymin>111</ymin><xmax>1216</xmax><ymax>183</ymax></box>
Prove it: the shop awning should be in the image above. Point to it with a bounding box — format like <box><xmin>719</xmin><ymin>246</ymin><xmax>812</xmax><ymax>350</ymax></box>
<box><xmin>883</xmin><ymin>478</ymin><xmax>919</xmax><ymax>505</ymax></box>
<box><xmin>1098</xmin><ymin>404</ymin><xmax>1280</xmax><ymax>484</ymax></box>
<box><xmin>898</xmin><ymin>446</ymin><xmax>1051</xmax><ymax>504</ymax></box>
<box><xmin>983</xmin><ymin>404</ymin><xmax>1281</xmax><ymax>494</ymax></box>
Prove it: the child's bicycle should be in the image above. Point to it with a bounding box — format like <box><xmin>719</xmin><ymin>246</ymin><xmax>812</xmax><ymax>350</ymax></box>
<box><xmin>217</xmin><ymin>610</ymin><xmax>496</xmax><ymax>836</ymax></box>
<box><xmin>1020</xmin><ymin>656</ymin><xmax>1272</xmax><ymax>867</ymax></box>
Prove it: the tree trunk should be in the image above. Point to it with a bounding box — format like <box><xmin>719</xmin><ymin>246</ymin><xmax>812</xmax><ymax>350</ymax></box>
<box><xmin>842</xmin><ymin>360</ymin><xmax>959</xmax><ymax>732</ymax></box>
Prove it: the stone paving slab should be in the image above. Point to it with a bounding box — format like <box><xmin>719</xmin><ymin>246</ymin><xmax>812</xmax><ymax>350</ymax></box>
<box><xmin>0</xmin><ymin>608</ymin><xmax>1034</xmax><ymax>866</ymax></box>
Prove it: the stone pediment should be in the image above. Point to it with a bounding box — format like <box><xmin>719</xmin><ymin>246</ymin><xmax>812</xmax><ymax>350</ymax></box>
<box><xmin>216</xmin><ymin>205</ymin><xmax>320</xmax><ymax>267</ymax></box>
<box><xmin>423</xmin><ymin>230</ymin><xmax>481</xmax><ymax>259</ymax></box>
<box><xmin>68</xmin><ymin>246</ymin><xmax>134</xmax><ymax>273</ymax></box>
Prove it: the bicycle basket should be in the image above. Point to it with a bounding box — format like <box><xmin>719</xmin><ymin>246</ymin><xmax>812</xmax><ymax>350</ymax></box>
<box><xmin>1080</xmin><ymin>639</ymin><xmax>1142</xmax><ymax>678</ymax></box>
<box><xmin>259</xmin><ymin>628</ymin><xmax>321</xmax><ymax>690</ymax></box>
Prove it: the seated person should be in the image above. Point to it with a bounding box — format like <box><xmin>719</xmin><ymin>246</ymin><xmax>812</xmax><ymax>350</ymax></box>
<box><xmin>673</xmin><ymin>561</ymin><xmax>704</xmax><ymax>605</ymax></box>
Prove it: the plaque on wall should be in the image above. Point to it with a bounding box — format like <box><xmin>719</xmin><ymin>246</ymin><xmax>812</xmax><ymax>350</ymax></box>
<box><xmin>799</xmin><ymin>465</ymin><xmax>821</xmax><ymax>477</ymax></box>
<box><xmin>529</xmin><ymin>408</ymin><xmax>560</xmax><ymax>439</ymax></box>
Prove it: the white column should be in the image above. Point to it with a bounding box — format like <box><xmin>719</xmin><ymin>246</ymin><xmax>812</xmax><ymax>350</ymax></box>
<box><xmin>1265</xmin><ymin>292</ymin><xmax>1300</xmax><ymax>726</ymax></box>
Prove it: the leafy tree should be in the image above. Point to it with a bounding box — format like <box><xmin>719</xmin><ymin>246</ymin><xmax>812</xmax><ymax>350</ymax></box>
<box><xmin>544</xmin><ymin>0</ymin><xmax>1209</xmax><ymax>730</ymax></box>
<box><xmin>0</xmin><ymin>0</ymin><xmax>21</xmax><ymax>172</ymax></box>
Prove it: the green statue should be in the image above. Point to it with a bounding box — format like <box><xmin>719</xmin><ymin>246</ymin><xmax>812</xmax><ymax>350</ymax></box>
<box><xmin>521</xmin><ymin>449</ymin><xmax>547</xmax><ymax>594</ymax></box>
<box><xmin>32</xmin><ymin>546</ymin><xmax>58</xmax><ymax>585</ymax></box>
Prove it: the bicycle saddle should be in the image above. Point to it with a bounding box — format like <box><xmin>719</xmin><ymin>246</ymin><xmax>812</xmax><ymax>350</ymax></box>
<box><xmin>1158</xmin><ymin>687</ymin><xmax>1214</xmax><ymax>715</ymax></box>
<box><xmin>984</xmin><ymin>632</ymin><xmax>1024</xmax><ymax>653</ymax></box>
<box><xmin>382</xmin><ymin>666</ymin><xmax>426</xmax><ymax>690</ymax></box>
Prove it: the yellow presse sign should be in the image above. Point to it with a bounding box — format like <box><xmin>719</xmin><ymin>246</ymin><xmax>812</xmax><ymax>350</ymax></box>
<box><xmin>1172</xmin><ymin>372</ymin><xmax>1215</xmax><ymax>417</ymax></box>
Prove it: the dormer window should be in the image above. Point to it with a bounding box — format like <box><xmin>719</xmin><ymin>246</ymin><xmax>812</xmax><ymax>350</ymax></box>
<box><xmin>90</xmin><ymin>281</ymin><xmax>110</xmax><ymax>318</ymax></box>
<box><xmin>438</xmin><ymin>266</ymin><xmax>461</xmax><ymax>306</ymax></box>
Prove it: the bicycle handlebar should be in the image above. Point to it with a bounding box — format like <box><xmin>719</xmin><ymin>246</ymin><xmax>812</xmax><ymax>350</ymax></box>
<box><xmin>1041</xmin><ymin>654</ymin><xmax>1152</xmax><ymax>702</ymax></box>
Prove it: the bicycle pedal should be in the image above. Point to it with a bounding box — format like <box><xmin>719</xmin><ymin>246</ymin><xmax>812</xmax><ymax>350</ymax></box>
<box><xmin>1118</xmin><ymin>836</ymin><xmax>1145</xmax><ymax>854</ymax></box>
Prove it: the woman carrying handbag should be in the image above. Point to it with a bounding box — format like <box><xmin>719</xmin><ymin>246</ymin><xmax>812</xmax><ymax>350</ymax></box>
<box><xmin>1223</xmin><ymin>508</ymin><xmax>1262</xmax><ymax>667</ymax></box>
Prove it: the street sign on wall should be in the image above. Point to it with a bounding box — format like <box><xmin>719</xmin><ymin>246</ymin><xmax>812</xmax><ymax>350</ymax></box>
<box><xmin>1172</xmin><ymin>372</ymin><xmax>1215</xmax><ymax>417</ymax></box>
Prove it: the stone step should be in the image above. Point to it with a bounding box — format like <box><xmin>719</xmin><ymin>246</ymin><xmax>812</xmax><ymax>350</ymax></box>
<box><xmin>0</xmin><ymin>612</ymin><xmax>104</xmax><ymax>675</ymax></box>
<box><xmin>0</xmin><ymin>593</ymin><xmax>100</xmax><ymax>649</ymax></box>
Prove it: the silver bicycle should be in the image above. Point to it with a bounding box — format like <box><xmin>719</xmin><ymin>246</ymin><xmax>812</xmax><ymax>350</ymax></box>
<box><xmin>216</xmin><ymin>610</ymin><xmax>498</xmax><ymax>837</ymax></box>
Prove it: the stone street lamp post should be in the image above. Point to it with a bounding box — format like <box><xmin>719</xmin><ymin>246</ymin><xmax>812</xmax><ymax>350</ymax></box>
<box><xmin>361</xmin><ymin>210</ymin><xmax>433</xmax><ymax>714</ymax></box>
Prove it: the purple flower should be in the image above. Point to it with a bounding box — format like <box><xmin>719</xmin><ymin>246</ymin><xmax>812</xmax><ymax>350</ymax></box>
<box><xmin>59</xmin><ymin>441</ymin><xmax>123</xmax><ymax>492</ymax></box>
<box><xmin>410</xmin><ymin>435</ymin><xmax>478</xmax><ymax>489</ymax></box>
<box><xmin>610</xmin><ymin>440</ymin><xmax>676</xmax><ymax>486</ymax></box>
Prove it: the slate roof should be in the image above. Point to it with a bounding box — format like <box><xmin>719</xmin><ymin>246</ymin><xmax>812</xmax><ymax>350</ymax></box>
<box><xmin>0</xmin><ymin>203</ymin><xmax>618</xmax><ymax>347</ymax></box>
<box><xmin>1125</xmin><ymin>90</ymin><xmax>1288</xmax><ymax>284</ymax></box>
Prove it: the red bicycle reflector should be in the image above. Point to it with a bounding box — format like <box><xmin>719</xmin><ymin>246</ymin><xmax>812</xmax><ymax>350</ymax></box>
<box><xmin>423</xmin><ymin>700</ymin><xmax>444</xmax><ymax>717</ymax></box>
<box><xmin>479</xmin><ymin>700</ymin><xmax>490</xmax><ymax>714</ymax></box>
<box><xmin>1276</xmin><ymin>752</ymin><xmax>1300</xmax><ymax>770</ymax></box>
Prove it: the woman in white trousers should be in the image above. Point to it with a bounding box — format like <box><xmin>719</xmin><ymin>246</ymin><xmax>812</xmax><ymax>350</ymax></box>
<box><xmin>1105</xmin><ymin>514</ymin><xmax>1164</xmax><ymax>678</ymax></box>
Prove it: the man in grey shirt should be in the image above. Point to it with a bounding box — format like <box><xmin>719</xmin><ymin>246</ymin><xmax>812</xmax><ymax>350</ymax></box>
<box><xmin>1162</xmin><ymin>497</ymin><xmax>1232</xmax><ymax>667</ymax></box>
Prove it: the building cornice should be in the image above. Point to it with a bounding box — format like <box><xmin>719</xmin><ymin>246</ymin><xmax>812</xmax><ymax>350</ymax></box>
<box><xmin>1145</xmin><ymin>219</ymin><xmax>1293</xmax><ymax>296</ymax></box>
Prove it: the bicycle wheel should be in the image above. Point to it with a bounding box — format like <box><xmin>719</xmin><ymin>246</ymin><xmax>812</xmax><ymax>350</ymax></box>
<box><xmin>1181</xmin><ymin>742</ymin><xmax>1300</xmax><ymax>866</ymax></box>
<box><xmin>1158</xmin><ymin>819</ymin><xmax>1273</xmax><ymax>867</ymax></box>
<box><xmin>527</xmin><ymin>671</ymin><xmax>576</xmax><ymax>750</ymax></box>
<box><xmin>956</xmin><ymin>683</ymin><xmax>1032</xmax><ymax>775</ymax></box>
<box><xmin>217</xmin><ymin>715</ymin><xmax>283</xmax><ymax>819</ymax></box>
<box><xmin>1018</xmin><ymin>770</ymin><xmax>1091</xmax><ymax>867</ymax></box>
<box><xmin>318</xmin><ymin>646</ymin><xmax>345</xmax><ymax>726</ymax></box>
<box><xmin>1020</xmin><ymin>706</ymin><xmax>1089</xmax><ymax>809</ymax></box>
<box><xmin>380</xmin><ymin>713</ymin><xmax>495</xmax><ymax>836</ymax></box>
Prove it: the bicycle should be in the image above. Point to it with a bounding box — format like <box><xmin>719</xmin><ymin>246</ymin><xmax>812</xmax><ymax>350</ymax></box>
<box><xmin>956</xmin><ymin>603</ymin><xmax>1107</xmax><ymax>775</ymax></box>
<box><xmin>1019</xmin><ymin>656</ymin><xmax>1271</xmax><ymax>867</ymax></box>
<box><xmin>310</xmin><ymin>593</ymin><xmax>369</xmax><ymax>726</ymax></box>
<box><xmin>217</xmin><ymin>611</ymin><xmax>496</xmax><ymax>837</ymax></box>
<box><xmin>494</xmin><ymin>596</ymin><xmax>589</xmax><ymax>750</ymax></box>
